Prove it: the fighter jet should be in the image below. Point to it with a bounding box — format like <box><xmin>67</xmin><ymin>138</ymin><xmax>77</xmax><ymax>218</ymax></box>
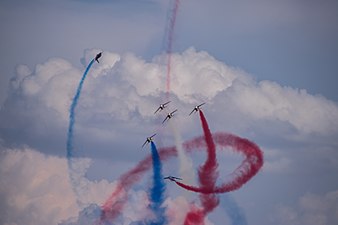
<box><xmin>164</xmin><ymin>176</ymin><xmax>182</xmax><ymax>181</ymax></box>
<box><xmin>154</xmin><ymin>101</ymin><xmax>171</xmax><ymax>114</ymax></box>
<box><xmin>142</xmin><ymin>134</ymin><xmax>156</xmax><ymax>148</ymax></box>
<box><xmin>189</xmin><ymin>103</ymin><xmax>205</xmax><ymax>115</ymax></box>
<box><xmin>162</xmin><ymin>109</ymin><xmax>177</xmax><ymax>124</ymax></box>
<box><xmin>95</xmin><ymin>52</ymin><xmax>102</xmax><ymax>63</ymax></box>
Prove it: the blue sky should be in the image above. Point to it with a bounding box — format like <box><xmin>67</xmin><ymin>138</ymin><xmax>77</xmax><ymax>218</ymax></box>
<box><xmin>0</xmin><ymin>0</ymin><xmax>338</xmax><ymax>225</ymax></box>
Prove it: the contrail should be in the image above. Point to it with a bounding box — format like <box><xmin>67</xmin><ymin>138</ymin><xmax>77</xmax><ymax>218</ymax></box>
<box><xmin>66</xmin><ymin>59</ymin><xmax>95</xmax><ymax>208</ymax></box>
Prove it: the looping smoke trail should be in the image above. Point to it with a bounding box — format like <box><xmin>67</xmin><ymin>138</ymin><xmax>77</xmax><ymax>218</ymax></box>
<box><xmin>99</xmin><ymin>133</ymin><xmax>263</xmax><ymax>224</ymax></box>
<box><xmin>147</xmin><ymin>142</ymin><xmax>167</xmax><ymax>225</ymax></box>
<box><xmin>66</xmin><ymin>59</ymin><xmax>95</xmax><ymax>208</ymax></box>
<box><xmin>174</xmin><ymin>133</ymin><xmax>263</xmax><ymax>194</ymax></box>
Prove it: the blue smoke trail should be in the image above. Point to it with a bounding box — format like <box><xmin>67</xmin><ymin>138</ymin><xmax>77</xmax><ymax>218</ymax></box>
<box><xmin>221</xmin><ymin>195</ymin><xmax>248</xmax><ymax>225</ymax></box>
<box><xmin>66</xmin><ymin>59</ymin><xmax>95</xmax><ymax>208</ymax></box>
<box><xmin>67</xmin><ymin>59</ymin><xmax>94</xmax><ymax>158</ymax></box>
<box><xmin>148</xmin><ymin>142</ymin><xmax>167</xmax><ymax>225</ymax></box>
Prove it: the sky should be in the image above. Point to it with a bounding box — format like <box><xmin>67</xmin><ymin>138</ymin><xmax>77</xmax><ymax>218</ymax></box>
<box><xmin>0</xmin><ymin>0</ymin><xmax>338</xmax><ymax>225</ymax></box>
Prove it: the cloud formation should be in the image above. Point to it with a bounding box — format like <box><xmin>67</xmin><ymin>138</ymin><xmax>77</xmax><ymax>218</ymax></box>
<box><xmin>0</xmin><ymin>147</ymin><xmax>119</xmax><ymax>225</ymax></box>
<box><xmin>271</xmin><ymin>190</ymin><xmax>338</xmax><ymax>225</ymax></box>
<box><xmin>1</xmin><ymin>48</ymin><xmax>337</xmax><ymax>152</ymax></box>
<box><xmin>0</xmin><ymin>48</ymin><xmax>338</xmax><ymax>224</ymax></box>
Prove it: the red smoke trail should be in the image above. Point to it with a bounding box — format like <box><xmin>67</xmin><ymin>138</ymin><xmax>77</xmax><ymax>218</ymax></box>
<box><xmin>165</xmin><ymin>0</ymin><xmax>180</xmax><ymax>99</ymax></box>
<box><xmin>175</xmin><ymin>133</ymin><xmax>263</xmax><ymax>194</ymax></box>
<box><xmin>184</xmin><ymin>110</ymin><xmax>219</xmax><ymax>225</ymax></box>
<box><xmin>99</xmin><ymin>133</ymin><xmax>263</xmax><ymax>224</ymax></box>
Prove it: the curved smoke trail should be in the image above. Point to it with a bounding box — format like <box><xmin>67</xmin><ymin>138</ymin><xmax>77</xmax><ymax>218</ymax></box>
<box><xmin>99</xmin><ymin>132</ymin><xmax>263</xmax><ymax>224</ymax></box>
<box><xmin>66</xmin><ymin>59</ymin><xmax>95</xmax><ymax>208</ymax></box>
<box><xmin>147</xmin><ymin>142</ymin><xmax>167</xmax><ymax>225</ymax></box>
<box><xmin>174</xmin><ymin>132</ymin><xmax>264</xmax><ymax>194</ymax></box>
<box><xmin>184</xmin><ymin>110</ymin><xmax>219</xmax><ymax>225</ymax></box>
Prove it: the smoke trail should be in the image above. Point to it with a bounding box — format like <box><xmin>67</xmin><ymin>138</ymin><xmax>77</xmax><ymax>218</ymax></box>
<box><xmin>66</xmin><ymin>59</ymin><xmax>95</xmax><ymax>208</ymax></box>
<box><xmin>184</xmin><ymin>110</ymin><xmax>219</xmax><ymax>225</ymax></box>
<box><xmin>147</xmin><ymin>142</ymin><xmax>167</xmax><ymax>225</ymax></box>
<box><xmin>174</xmin><ymin>132</ymin><xmax>263</xmax><ymax>194</ymax></box>
<box><xmin>221</xmin><ymin>195</ymin><xmax>248</xmax><ymax>225</ymax></box>
<box><xmin>100</xmin><ymin>147</ymin><xmax>176</xmax><ymax>223</ymax></box>
<box><xmin>99</xmin><ymin>133</ymin><xmax>263</xmax><ymax>224</ymax></box>
<box><xmin>165</xmin><ymin>0</ymin><xmax>180</xmax><ymax>98</ymax></box>
<box><xmin>169</xmin><ymin>119</ymin><xmax>195</xmax><ymax>190</ymax></box>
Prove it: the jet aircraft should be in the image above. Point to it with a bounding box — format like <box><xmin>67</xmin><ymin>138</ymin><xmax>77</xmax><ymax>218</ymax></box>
<box><xmin>154</xmin><ymin>101</ymin><xmax>171</xmax><ymax>114</ymax></box>
<box><xmin>142</xmin><ymin>134</ymin><xmax>156</xmax><ymax>148</ymax></box>
<box><xmin>164</xmin><ymin>176</ymin><xmax>182</xmax><ymax>181</ymax></box>
<box><xmin>162</xmin><ymin>109</ymin><xmax>177</xmax><ymax>124</ymax></box>
<box><xmin>189</xmin><ymin>103</ymin><xmax>205</xmax><ymax>115</ymax></box>
<box><xmin>95</xmin><ymin>52</ymin><xmax>102</xmax><ymax>63</ymax></box>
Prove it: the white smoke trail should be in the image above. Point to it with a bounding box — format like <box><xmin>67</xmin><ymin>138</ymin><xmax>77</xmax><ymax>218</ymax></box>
<box><xmin>169</xmin><ymin>118</ymin><xmax>195</xmax><ymax>191</ymax></box>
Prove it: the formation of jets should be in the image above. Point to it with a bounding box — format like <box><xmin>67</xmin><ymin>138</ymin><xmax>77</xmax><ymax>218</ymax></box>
<box><xmin>140</xmin><ymin>101</ymin><xmax>206</xmax><ymax>183</ymax></box>
<box><xmin>142</xmin><ymin>102</ymin><xmax>206</xmax><ymax>147</ymax></box>
<box><xmin>164</xmin><ymin>176</ymin><xmax>182</xmax><ymax>182</ymax></box>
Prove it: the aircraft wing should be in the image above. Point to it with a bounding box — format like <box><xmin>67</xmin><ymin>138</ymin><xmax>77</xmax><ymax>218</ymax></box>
<box><xmin>198</xmin><ymin>103</ymin><xmax>205</xmax><ymax>107</ymax></box>
<box><xmin>154</xmin><ymin>107</ymin><xmax>161</xmax><ymax>114</ymax></box>
<box><xmin>189</xmin><ymin>109</ymin><xmax>195</xmax><ymax>116</ymax></box>
<box><xmin>163</xmin><ymin>101</ymin><xmax>171</xmax><ymax>106</ymax></box>
<box><xmin>171</xmin><ymin>109</ymin><xmax>178</xmax><ymax>114</ymax></box>
<box><xmin>142</xmin><ymin>140</ymin><xmax>148</xmax><ymax>148</ymax></box>
<box><xmin>162</xmin><ymin>116</ymin><xmax>169</xmax><ymax>124</ymax></box>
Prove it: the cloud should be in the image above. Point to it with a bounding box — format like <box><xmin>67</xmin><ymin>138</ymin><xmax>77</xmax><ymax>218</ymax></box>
<box><xmin>228</xmin><ymin>79</ymin><xmax>338</xmax><ymax>134</ymax></box>
<box><xmin>261</xmin><ymin>148</ymin><xmax>292</xmax><ymax>173</ymax></box>
<box><xmin>1</xmin><ymin>48</ymin><xmax>337</xmax><ymax>150</ymax></box>
<box><xmin>0</xmin><ymin>147</ymin><xmax>116</xmax><ymax>225</ymax></box>
<box><xmin>270</xmin><ymin>190</ymin><xmax>338</xmax><ymax>225</ymax></box>
<box><xmin>1</xmin><ymin>48</ymin><xmax>338</xmax><ymax>225</ymax></box>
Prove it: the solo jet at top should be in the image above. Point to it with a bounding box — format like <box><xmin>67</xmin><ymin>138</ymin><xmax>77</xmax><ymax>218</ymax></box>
<box><xmin>164</xmin><ymin>176</ymin><xmax>182</xmax><ymax>181</ymax></box>
<box><xmin>154</xmin><ymin>101</ymin><xmax>171</xmax><ymax>114</ymax></box>
<box><xmin>142</xmin><ymin>134</ymin><xmax>156</xmax><ymax>148</ymax></box>
<box><xmin>162</xmin><ymin>109</ymin><xmax>177</xmax><ymax>124</ymax></box>
<box><xmin>95</xmin><ymin>52</ymin><xmax>102</xmax><ymax>63</ymax></box>
<box><xmin>189</xmin><ymin>103</ymin><xmax>205</xmax><ymax>115</ymax></box>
